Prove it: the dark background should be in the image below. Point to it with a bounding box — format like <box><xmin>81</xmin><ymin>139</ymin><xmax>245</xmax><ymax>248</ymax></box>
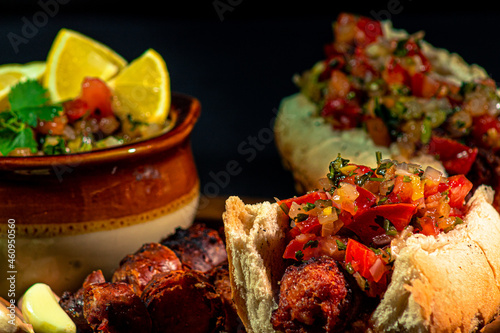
<box><xmin>1</xmin><ymin>0</ymin><xmax>500</xmax><ymax>202</ymax></box>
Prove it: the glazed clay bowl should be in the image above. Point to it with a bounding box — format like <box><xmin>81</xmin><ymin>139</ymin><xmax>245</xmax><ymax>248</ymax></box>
<box><xmin>0</xmin><ymin>93</ymin><xmax>201</xmax><ymax>298</ymax></box>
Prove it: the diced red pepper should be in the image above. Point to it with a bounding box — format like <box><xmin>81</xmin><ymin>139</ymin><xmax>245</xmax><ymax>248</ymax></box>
<box><xmin>411</xmin><ymin>72</ymin><xmax>441</xmax><ymax>98</ymax></box>
<box><xmin>446</xmin><ymin>174</ymin><xmax>473</xmax><ymax>208</ymax></box>
<box><xmin>427</xmin><ymin>136</ymin><xmax>478</xmax><ymax>175</ymax></box>
<box><xmin>355</xmin><ymin>16</ymin><xmax>383</xmax><ymax>46</ymax></box>
<box><xmin>288</xmin><ymin>215</ymin><xmax>322</xmax><ymax>240</ymax></box>
<box><xmin>344</xmin><ymin>203</ymin><xmax>418</xmax><ymax>243</ymax></box>
<box><xmin>345</xmin><ymin>239</ymin><xmax>388</xmax><ymax>283</ymax></box>
<box><xmin>278</xmin><ymin>191</ymin><xmax>328</xmax><ymax>210</ymax></box>
<box><xmin>283</xmin><ymin>234</ymin><xmax>319</xmax><ymax>261</ymax></box>
<box><xmin>353</xmin><ymin>186</ymin><xmax>378</xmax><ymax>215</ymax></box>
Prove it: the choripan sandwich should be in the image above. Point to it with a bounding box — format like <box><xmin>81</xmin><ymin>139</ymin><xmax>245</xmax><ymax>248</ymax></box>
<box><xmin>223</xmin><ymin>154</ymin><xmax>500</xmax><ymax>332</ymax></box>
<box><xmin>274</xmin><ymin>12</ymin><xmax>500</xmax><ymax>212</ymax></box>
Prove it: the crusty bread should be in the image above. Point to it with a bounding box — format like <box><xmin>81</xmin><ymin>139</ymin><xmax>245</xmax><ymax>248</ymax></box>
<box><xmin>223</xmin><ymin>186</ymin><xmax>500</xmax><ymax>332</ymax></box>
<box><xmin>274</xmin><ymin>20</ymin><xmax>490</xmax><ymax>195</ymax></box>
<box><xmin>373</xmin><ymin>187</ymin><xmax>500</xmax><ymax>332</ymax></box>
<box><xmin>222</xmin><ymin>197</ymin><xmax>289</xmax><ymax>333</ymax></box>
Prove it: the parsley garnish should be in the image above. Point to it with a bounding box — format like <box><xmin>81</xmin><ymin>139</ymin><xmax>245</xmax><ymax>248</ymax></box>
<box><xmin>328</xmin><ymin>154</ymin><xmax>350</xmax><ymax>187</ymax></box>
<box><xmin>0</xmin><ymin>80</ymin><xmax>62</xmax><ymax>156</ymax></box>
<box><xmin>336</xmin><ymin>239</ymin><xmax>346</xmax><ymax>251</ymax></box>
<box><xmin>303</xmin><ymin>240</ymin><xmax>318</xmax><ymax>249</ymax></box>
<box><xmin>295</xmin><ymin>250</ymin><xmax>304</xmax><ymax>261</ymax></box>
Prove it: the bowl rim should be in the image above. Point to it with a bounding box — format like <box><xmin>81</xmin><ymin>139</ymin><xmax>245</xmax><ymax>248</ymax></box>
<box><xmin>0</xmin><ymin>92</ymin><xmax>201</xmax><ymax>170</ymax></box>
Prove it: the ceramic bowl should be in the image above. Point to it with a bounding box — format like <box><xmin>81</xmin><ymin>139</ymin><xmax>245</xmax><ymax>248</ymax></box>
<box><xmin>0</xmin><ymin>93</ymin><xmax>201</xmax><ymax>298</ymax></box>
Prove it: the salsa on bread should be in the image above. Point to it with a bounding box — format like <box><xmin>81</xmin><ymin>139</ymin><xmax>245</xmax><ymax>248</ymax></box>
<box><xmin>271</xmin><ymin>153</ymin><xmax>474</xmax><ymax>331</ymax></box>
<box><xmin>295</xmin><ymin>12</ymin><xmax>500</xmax><ymax>210</ymax></box>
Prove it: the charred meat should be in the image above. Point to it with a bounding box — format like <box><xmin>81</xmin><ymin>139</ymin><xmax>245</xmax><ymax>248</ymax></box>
<box><xmin>161</xmin><ymin>223</ymin><xmax>227</xmax><ymax>273</ymax></box>
<box><xmin>83</xmin><ymin>282</ymin><xmax>152</xmax><ymax>333</ymax></box>
<box><xmin>271</xmin><ymin>256</ymin><xmax>362</xmax><ymax>332</ymax></box>
<box><xmin>112</xmin><ymin>243</ymin><xmax>182</xmax><ymax>296</ymax></box>
<box><xmin>141</xmin><ymin>269</ymin><xmax>225</xmax><ymax>333</ymax></box>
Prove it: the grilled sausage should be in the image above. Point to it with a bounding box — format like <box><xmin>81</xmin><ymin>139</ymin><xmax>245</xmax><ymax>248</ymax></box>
<box><xmin>161</xmin><ymin>223</ymin><xmax>227</xmax><ymax>273</ymax></box>
<box><xmin>271</xmin><ymin>256</ymin><xmax>362</xmax><ymax>332</ymax></box>
<box><xmin>112</xmin><ymin>243</ymin><xmax>182</xmax><ymax>296</ymax></box>
<box><xmin>141</xmin><ymin>269</ymin><xmax>225</xmax><ymax>333</ymax></box>
<box><xmin>83</xmin><ymin>282</ymin><xmax>152</xmax><ymax>333</ymax></box>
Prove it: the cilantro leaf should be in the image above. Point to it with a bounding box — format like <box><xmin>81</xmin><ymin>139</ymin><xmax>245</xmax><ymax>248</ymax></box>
<box><xmin>8</xmin><ymin>79</ymin><xmax>49</xmax><ymax>111</ymax></box>
<box><xmin>0</xmin><ymin>127</ymin><xmax>37</xmax><ymax>156</ymax></box>
<box><xmin>0</xmin><ymin>79</ymin><xmax>62</xmax><ymax>156</ymax></box>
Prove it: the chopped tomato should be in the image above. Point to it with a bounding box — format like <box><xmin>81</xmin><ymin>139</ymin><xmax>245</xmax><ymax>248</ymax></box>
<box><xmin>472</xmin><ymin>114</ymin><xmax>500</xmax><ymax>149</ymax></box>
<box><xmin>283</xmin><ymin>234</ymin><xmax>318</xmax><ymax>261</ymax></box>
<box><xmin>344</xmin><ymin>203</ymin><xmax>418</xmax><ymax>243</ymax></box>
<box><xmin>80</xmin><ymin>77</ymin><xmax>114</xmax><ymax>118</ymax></box>
<box><xmin>416</xmin><ymin>216</ymin><xmax>439</xmax><ymax>236</ymax></box>
<box><xmin>64</xmin><ymin>98</ymin><xmax>89</xmax><ymax>122</ymax></box>
<box><xmin>321</xmin><ymin>98</ymin><xmax>362</xmax><ymax>129</ymax></box>
<box><xmin>386</xmin><ymin>175</ymin><xmax>415</xmax><ymax>204</ymax></box>
<box><xmin>36</xmin><ymin>114</ymin><xmax>68</xmax><ymax>135</ymax></box>
<box><xmin>383</xmin><ymin>57</ymin><xmax>410</xmax><ymax>86</ymax></box>
<box><xmin>345</xmin><ymin>239</ymin><xmax>388</xmax><ymax>283</ymax></box>
<box><xmin>411</xmin><ymin>72</ymin><xmax>441</xmax><ymax>98</ymax></box>
<box><xmin>427</xmin><ymin>136</ymin><xmax>478</xmax><ymax>175</ymax></box>
<box><xmin>355</xmin><ymin>16</ymin><xmax>383</xmax><ymax>46</ymax></box>
<box><xmin>287</xmin><ymin>215</ymin><xmax>321</xmax><ymax>240</ymax></box>
<box><xmin>446</xmin><ymin>174</ymin><xmax>473</xmax><ymax>208</ymax></box>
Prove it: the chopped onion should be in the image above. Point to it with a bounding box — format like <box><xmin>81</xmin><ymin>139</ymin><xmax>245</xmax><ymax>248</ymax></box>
<box><xmin>369</xmin><ymin>258</ymin><xmax>386</xmax><ymax>283</ymax></box>
<box><xmin>318</xmin><ymin>177</ymin><xmax>332</xmax><ymax>191</ymax></box>
<box><xmin>394</xmin><ymin>162</ymin><xmax>413</xmax><ymax>176</ymax></box>
<box><xmin>423</xmin><ymin>166</ymin><xmax>443</xmax><ymax>182</ymax></box>
<box><xmin>288</xmin><ymin>202</ymin><xmax>303</xmax><ymax>220</ymax></box>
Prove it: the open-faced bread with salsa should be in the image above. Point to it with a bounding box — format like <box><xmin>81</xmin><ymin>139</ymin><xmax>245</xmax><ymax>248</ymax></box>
<box><xmin>274</xmin><ymin>12</ymin><xmax>500</xmax><ymax>212</ymax></box>
<box><xmin>223</xmin><ymin>154</ymin><xmax>500</xmax><ymax>332</ymax></box>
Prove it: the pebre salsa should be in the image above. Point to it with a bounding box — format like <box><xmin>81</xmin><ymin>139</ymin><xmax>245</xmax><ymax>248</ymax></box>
<box><xmin>295</xmin><ymin>12</ymin><xmax>500</xmax><ymax>210</ymax></box>
<box><xmin>277</xmin><ymin>154</ymin><xmax>473</xmax><ymax>297</ymax></box>
<box><xmin>0</xmin><ymin>78</ymin><xmax>172</xmax><ymax>157</ymax></box>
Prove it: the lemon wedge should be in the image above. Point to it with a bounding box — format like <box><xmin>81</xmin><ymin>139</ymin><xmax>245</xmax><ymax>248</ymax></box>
<box><xmin>43</xmin><ymin>28</ymin><xmax>127</xmax><ymax>103</ymax></box>
<box><xmin>21</xmin><ymin>283</ymin><xmax>76</xmax><ymax>333</ymax></box>
<box><xmin>108</xmin><ymin>48</ymin><xmax>170</xmax><ymax>125</ymax></box>
<box><xmin>0</xmin><ymin>61</ymin><xmax>46</xmax><ymax>110</ymax></box>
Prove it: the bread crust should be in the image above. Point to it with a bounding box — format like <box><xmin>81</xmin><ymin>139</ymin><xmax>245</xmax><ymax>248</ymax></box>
<box><xmin>222</xmin><ymin>196</ymin><xmax>289</xmax><ymax>333</ymax></box>
<box><xmin>223</xmin><ymin>186</ymin><xmax>500</xmax><ymax>332</ymax></box>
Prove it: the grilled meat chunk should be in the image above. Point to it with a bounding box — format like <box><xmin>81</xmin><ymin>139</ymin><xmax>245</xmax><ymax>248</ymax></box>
<box><xmin>271</xmin><ymin>256</ymin><xmax>362</xmax><ymax>332</ymax></box>
<box><xmin>83</xmin><ymin>282</ymin><xmax>151</xmax><ymax>333</ymax></box>
<box><xmin>161</xmin><ymin>223</ymin><xmax>227</xmax><ymax>272</ymax></box>
<box><xmin>59</xmin><ymin>270</ymin><xmax>106</xmax><ymax>333</ymax></box>
<box><xmin>112</xmin><ymin>242</ymin><xmax>182</xmax><ymax>296</ymax></box>
<box><xmin>141</xmin><ymin>269</ymin><xmax>225</xmax><ymax>333</ymax></box>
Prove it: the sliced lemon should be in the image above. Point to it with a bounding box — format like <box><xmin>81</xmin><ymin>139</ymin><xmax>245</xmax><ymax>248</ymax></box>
<box><xmin>43</xmin><ymin>28</ymin><xmax>127</xmax><ymax>103</ymax></box>
<box><xmin>0</xmin><ymin>61</ymin><xmax>46</xmax><ymax>110</ymax></box>
<box><xmin>108</xmin><ymin>48</ymin><xmax>170</xmax><ymax>125</ymax></box>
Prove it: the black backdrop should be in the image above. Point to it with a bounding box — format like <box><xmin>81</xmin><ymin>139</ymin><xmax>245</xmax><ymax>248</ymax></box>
<box><xmin>2</xmin><ymin>0</ymin><xmax>500</xmax><ymax>202</ymax></box>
